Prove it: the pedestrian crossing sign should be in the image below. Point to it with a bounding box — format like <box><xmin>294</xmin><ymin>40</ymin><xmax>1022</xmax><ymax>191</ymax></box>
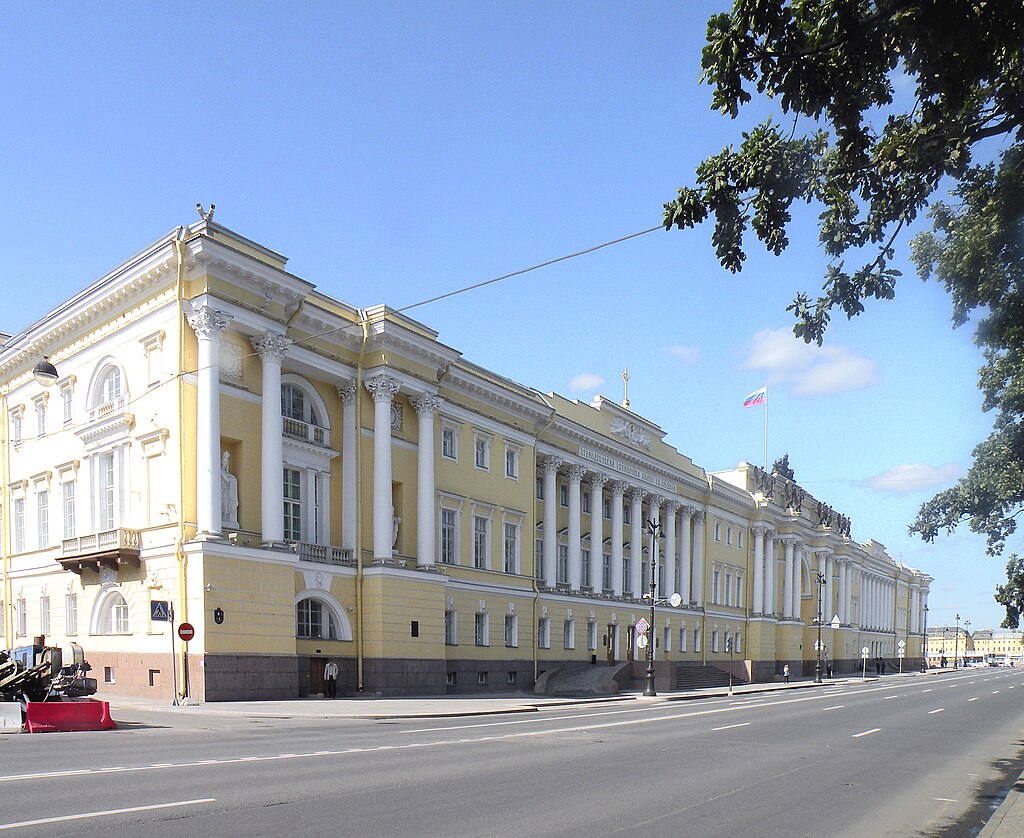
<box><xmin>151</xmin><ymin>600</ymin><xmax>171</xmax><ymax>622</ymax></box>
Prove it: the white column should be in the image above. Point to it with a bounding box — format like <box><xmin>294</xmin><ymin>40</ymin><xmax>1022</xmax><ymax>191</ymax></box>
<box><xmin>691</xmin><ymin>511</ymin><xmax>705</xmax><ymax>607</ymax></box>
<box><xmin>338</xmin><ymin>385</ymin><xmax>358</xmax><ymax>552</ymax></box>
<box><xmin>663</xmin><ymin>502</ymin><xmax>678</xmax><ymax>599</ymax></box>
<box><xmin>251</xmin><ymin>331</ymin><xmax>287</xmax><ymax>542</ymax></box>
<box><xmin>792</xmin><ymin>545</ymin><xmax>803</xmax><ymax>621</ymax></box>
<box><xmin>752</xmin><ymin>525</ymin><xmax>765</xmax><ymax>616</ymax></box>
<box><xmin>837</xmin><ymin>558</ymin><xmax>847</xmax><ymax>624</ymax></box>
<box><xmin>764</xmin><ymin>534</ymin><xmax>776</xmax><ymax>615</ymax></box>
<box><xmin>566</xmin><ymin>465</ymin><xmax>585</xmax><ymax>590</ymax></box>
<box><xmin>540</xmin><ymin>456</ymin><xmax>562</xmax><ymax>587</ymax></box>
<box><xmin>188</xmin><ymin>304</ymin><xmax>231</xmax><ymax>537</ymax></box>
<box><xmin>609</xmin><ymin>481</ymin><xmax>626</xmax><ymax>595</ymax></box>
<box><xmin>628</xmin><ymin>489</ymin><xmax>645</xmax><ymax>596</ymax></box>
<box><xmin>782</xmin><ymin>539</ymin><xmax>795</xmax><ymax>620</ymax></box>
<box><xmin>825</xmin><ymin>555</ymin><xmax>835</xmax><ymax>623</ymax></box>
<box><xmin>412</xmin><ymin>395</ymin><xmax>442</xmax><ymax>568</ymax></box>
<box><xmin>365</xmin><ymin>374</ymin><xmax>400</xmax><ymax>561</ymax></box>
<box><xmin>589</xmin><ymin>475</ymin><xmax>608</xmax><ymax>591</ymax></box>
<box><xmin>816</xmin><ymin>551</ymin><xmax>827</xmax><ymax>623</ymax></box>
<box><xmin>648</xmin><ymin>498</ymin><xmax>662</xmax><ymax>597</ymax></box>
<box><xmin>678</xmin><ymin>506</ymin><xmax>693</xmax><ymax>604</ymax></box>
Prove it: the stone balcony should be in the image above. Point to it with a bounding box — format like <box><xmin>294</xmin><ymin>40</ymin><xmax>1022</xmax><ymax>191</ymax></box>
<box><xmin>57</xmin><ymin>527</ymin><xmax>141</xmax><ymax>574</ymax></box>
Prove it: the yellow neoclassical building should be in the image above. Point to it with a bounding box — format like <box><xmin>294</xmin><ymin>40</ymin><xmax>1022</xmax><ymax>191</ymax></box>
<box><xmin>1</xmin><ymin>215</ymin><xmax>933</xmax><ymax>700</ymax></box>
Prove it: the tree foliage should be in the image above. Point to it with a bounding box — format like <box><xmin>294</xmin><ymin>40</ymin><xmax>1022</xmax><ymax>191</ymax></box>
<box><xmin>664</xmin><ymin>0</ymin><xmax>1024</xmax><ymax>623</ymax></box>
<box><xmin>994</xmin><ymin>555</ymin><xmax>1024</xmax><ymax>630</ymax></box>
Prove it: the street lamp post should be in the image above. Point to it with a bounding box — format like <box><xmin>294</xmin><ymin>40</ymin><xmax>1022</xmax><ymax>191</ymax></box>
<box><xmin>726</xmin><ymin>637</ymin><xmax>734</xmax><ymax>696</ymax></box>
<box><xmin>964</xmin><ymin>619</ymin><xmax>971</xmax><ymax>664</ymax></box>
<box><xmin>642</xmin><ymin>519</ymin><xmax>682</xmax><ymax>698</ymax></box>
<box><xmin>954</xmin><ymin>613</ymin><xmax>961</xmax><ymax>669</ymax></box>
<box><xmin>922</xmin><ymin>604</ymin><xmax>929</xmax><ymax>672</ymax></box>
<box><xmin>814</xmin><ymin>571</ymin><xmax>825</xmax><ymax>684</ymax></box>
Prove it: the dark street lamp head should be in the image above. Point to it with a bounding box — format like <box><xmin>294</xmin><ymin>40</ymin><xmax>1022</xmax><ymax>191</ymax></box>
<box><xmin>32</xmin><ymin>357</ymin><xmax>59</xmax><ymax>387</ymax></box>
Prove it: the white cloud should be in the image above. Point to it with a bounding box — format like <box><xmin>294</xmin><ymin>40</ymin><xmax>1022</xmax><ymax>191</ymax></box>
<box><xmin>664</xmin><ymin>344</ymin><xmax>700</xmax><ymax>365</ymax></box>
<box><xmin>568</xmin><ymin>373</ymin><xmax>604</xmax><ymax>392</ymax></box>
<box><xmin>741</xmin><ymin>327</ymin><xmax>879</xmax><ymax>396</ymax></box>
<box><xmin>862</xmin><ymin>463</ymin><xmax>963</xmax><ymax>495</ymax></box>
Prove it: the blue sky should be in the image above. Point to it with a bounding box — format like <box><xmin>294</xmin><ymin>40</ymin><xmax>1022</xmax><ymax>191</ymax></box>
<box><xmin>1</xmin><ymin>2</ymin><xmax>1004</xmax><ymax>630</ymax></box>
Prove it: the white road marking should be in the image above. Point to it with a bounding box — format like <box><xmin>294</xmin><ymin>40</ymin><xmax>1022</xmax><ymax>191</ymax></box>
<box><xmin>711</xmin><ymin>722</ymin><xmax>751</xmax><ymax>732</ymax></box>
<box><xmin>823</xmin><ymin>705</ymin><xmax>845</xmax><ymax>711</ymax></box>
<box><xmin>968</xmin><ymin>697</ymin><xmax>980</xmax><ymax>702</ymax></box>
<box><xmin>883</xmin><ymin>696</ymin><xmax>898</xmax><ymax>700</ymax></box>
<box><xmin>852</xmin><ymin>728</ymin><xmax>881</xmax><ymax>738</ymax></box>
<box><xmin>922</xmin><ymin>688</ymin><xmax>933</xmax><ymax>693</ymax></box>
<box><xmin>0</xmin><ymin>799</ymin><xmax>216</xmax><ymax>831</ymax></box>
<box><xmin>933</xmin><ymin>797</ymin><xmax>957</xmax><ymax>803</ymax></box>
<box><xmin>992</xmin><ymin>691</ymin><xmax>1000</xmax><ymax>694</ymax></box>
<box><xmin>928</xmin><ymin>709</ymin><xmax>944</xmax><ymax>714</ymax></box>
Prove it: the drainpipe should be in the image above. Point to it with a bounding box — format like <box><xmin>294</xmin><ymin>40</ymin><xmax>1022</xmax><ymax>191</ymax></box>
<box><xmin>173</xmin><ymin>227</ymin><xmax>189</xmax><ymax>700</ymax></box>
<box><xmin>353</xmin><ymin>310</ymin><xmax>371</xmax><ymax>691</ymax></box>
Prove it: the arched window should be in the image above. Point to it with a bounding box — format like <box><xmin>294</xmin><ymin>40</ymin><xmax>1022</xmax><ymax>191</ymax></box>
<box><xmin>297</xmin><ymin>597</ymin><xmax>337</xmax><ymax>639</ymax></box>
<box><xmin>100</xmin><ymin>367</ymin><xmax>122</xmax><ymax>404</ymax></box>
<box><xmin>94</xmin><ymin>588</ymin><xmax>131</xmax><ymax>634</ymax></box>
<box><xmin>281</xmin><ymin>383</ymin><xmax>320</xmax><ymax>426</ymax></box>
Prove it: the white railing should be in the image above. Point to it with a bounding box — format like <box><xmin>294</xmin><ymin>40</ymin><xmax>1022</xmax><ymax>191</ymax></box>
<box><xmin>61</xmin><ymin>527</ymin><xmax>141</xmax><ymax>556</ymax></box>
<box><xmin>291</xmin><ymin>542</ymin><xmax>354</xmax><ymax>565</ymax></box>
<box><xmin>282</xmin><ymin>416</ymin><xmax>329</xmax><ymax>447</ymax></box>
<box><xmin>88</xmin><ymin>397</ymin><xmax>127</xmax><ymax>423</ymax></box>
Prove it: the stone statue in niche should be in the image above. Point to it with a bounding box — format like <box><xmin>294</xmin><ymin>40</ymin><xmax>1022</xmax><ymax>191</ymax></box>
<box><xmin>221</xmin><ymin>450</ymin><xmax>239</xmax><ymax>529</ymax></box>
<box><xmin>392</xmin><ymin>514</ymin><xmax>401</xmax><ymax>552</ymax></box>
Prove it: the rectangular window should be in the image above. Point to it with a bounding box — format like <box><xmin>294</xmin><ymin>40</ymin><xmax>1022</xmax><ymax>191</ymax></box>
<box><xmin>504</xmin><ymin>614</ymin><xmax>518</xmax><ymax>647</ymax></box>
<box><xmin>440</xmin><ymin>508</ymin><xmax>458</xmax><ymax>564</ymax></box>
<box><xmin>602</xmin><ymin>553</ymin><xmax>611</xmax><ymax>591</ymax></box>
<box><xmin>441</xmin><ymin>426</ymin><xmax>457</xmax><ymax>460</ymax></box>
<box><xmin>664</xmin><ymin>626</ymin><xmax>671</xmax><ymax>653</ymax></box>
<box><xmin>538</xmin><ymin>617</ymin><xmax>550</xmax><ymax>649</ymax></box>
<box><xmin>446</xmin><ymin>672</ymin><xmax>456</xmax><ymax>686</ymax></box>
<box><xmin>98</xmin><ymin>452</ymin><xmax>115</xmax><ymax>531</ymax></box>
<box><xmin>65</xmin><ymin>593</ymin><xmax>78</xmax><ymax>635</ymax></box>
<box><xmin>11</xmin><ymin>412</ymin><xmax>23</xmax><ymax>447</ymax></box>
<box><xmin>694</xmin><ymin>627</ymin><xmax>701</xmax><ymax>653</ymax></box>
<box><xmin>557</xmin><ymin>545</ymin><xmax>568</xmax><ymax>584</ymax></box>
<box><xmin>536</xmin><ymin>477</ymin><xmax>543</xmax><ymax>500</ymax></box>
<box><xmin>738</xmin><ymin>530</ymin><xmax>744</xmax><ymax>549</ymax></box>
<box><xmin>587</xmin><ymin>621</ymin><xmax>597</xmax><ymax>650</ymax></box>
<box><xmin>13</xmin><ymin>499</ymin><xmax>26</xmax><ymax>553</ymax></box>
<box><xmin>714</xmin><ymin>522</ymin><xmax>721</xmax><ymax>542</ymax></box>
<box><xmin>444</xmin><ymin>610</ymin><xmax>457</xmax><ymax>645</ymax></box>
<box><xmin>503</xmin><ymin>522</ymin><xmax>519</xmax><ymax>574</ymax></box>
<box><xmin>535</xmin><ymin>539</ymin><xmax>543</xmax><ymax>579</ymax></box>
<box><xmin>736</xmin><ymin>576</ymin><xmax>742</xmax><ymax>607</ymax></box>
<box><xmin>473</xmin><ymin>515</ymin><xmax>489</xmax><ymax>569</ymax></box>
<box><xmin>581</xmin><ymin>548</ymin><xmax>591</xmax><ymax>588</ymax></box>
<box><xmin>559</xmin><ymin>484</ymin><xmax>568</xmax><ymax>507</ymax></box>
<box><xmin>603</xmin><ymin>497</ymin><xmax>611</xmax><ymax>519</ymax></box>
<box><xmin>735</xmin><ymin>631</ymin><xmax>742</xmax><ymax>654</ymax></box>
<box><xmin>679</xmin><ymin>626</ymin><xmax>687</xmax><ymax>652</ymax></box>
<box><xmin>582</xmin><ymin>491</ymin><xmax>591</xmax><ymax>514</ymax></box>
<box><xmin>622</xmin><ymin>558</ymin><xmax>630</xmax><ymax>593</ymax></box>
<box><xmin>507</xmin><ymin>671</ymin><xmax>517</xmax><ymax>685</ymax></box>
<box><xmin>62</xmin><ymin>386</ymin><xmax>73</xmax><ymax>424</ymax></box>
<box><xmin>36</xmin><ymin>403</ymin><xmax>46</xmax><ymax>437</ymax></box>
<box><xmin>39</xmin><ymin>597</ymin><xmax>50</xmax><ymax>635</ymax></box>
<box><xmin>563</xmin><ymin>619</ymin><xmax>574</xmax><ymax>649</ymax></box>
<box><xmin>283</xmin><ymin>467</ymin><xmax>302</xmax><ymax>541</ymax></box>
<box><xmin>725</xmin><ymin>572</ymin><xmax>732</xmax><ymax>606</ymax></box>
<box><xmin>16</xmin><ymin>598</ymin><xmax>26</xmax><ymax>636</ymax></box>
<box><xmin>623</xmin><ymin>505</ymin><xmax>631</xmax><ymax>525</ymax></box>
<box><xmin>37</xmin><ymin>491</ymin><xmax>49</xmax><ymax>549</ymax></box>
<box><xmin>475</xmin><ymin>612</ymin><xmax>489</xmax><ymax>646</ymax></box>
<box><xmin>727</xmin><ymin>526</ymin><xmax>733</xmax><ymax>545</ymax></box>
<box><xmin>477</xmin><ymin>672</ymin><xmax>488</xmax><ymax>686</ymax></box>
<box><xmin>505</xmin><ymin>446</ymin><xmax>519</xmax><ymax>479</ymax></box>
<box><xmin>63</xmin><ymin>481</ymin><xmax>76</xmax><ymax>538</ymax></box>
<box><xmin>474</xmin><ymin>436</ymin><xmax>489</xmax><ymax>470</ymax></box>
<box><xmin>713</xmin><ymin>570</ymin><xmax>721</xmax><ymax>604</ymax></box>
<box><xmin>712</xmin><ymin>629</ymin><xmax>719</xmax><ymax>653</ymax></box>
<box><xmin>410</xmin><ymin>620</ymin><xmax>419</xmax><ymax>637</ymax></box>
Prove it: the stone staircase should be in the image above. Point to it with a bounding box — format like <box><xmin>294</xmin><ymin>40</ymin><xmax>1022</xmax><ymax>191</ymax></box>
<box><xmin>673</xmin><ymin>663</ymin><xmax>747</xmax><ymax>691</ymax></box>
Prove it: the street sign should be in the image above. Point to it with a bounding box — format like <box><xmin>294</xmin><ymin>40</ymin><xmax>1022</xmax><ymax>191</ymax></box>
<box><xmin>635</xmin><ymin>618</ymin><xmax>649</xmax><ymax>636</ymax></box>
<box><xmin>150</xmin><ymin>600</ymin><xmax>171</xmax><ymax>622</ymax></box>
<box><xmin>814</xmin><ymin>640</ymin><xmax>823</xmax><ymax>651</ymax></box>
<box><xmin>669</xmin><ymin>593</ymin><xmax>682</xmax><ymax>608</ymax></box>
<box><xmin>898</xmin><ymin>640</ymin><xmax>906</xmax><ymax>649</ymax></box>
<box><xmin>178</xmin><ymin>622</ymin><xmax>195</xmax><ymax>642</ymax></box>
<box><xmin>898</xmin><ymin>649</ymin><xmax>905</xmax><ymax>658</ymax></box>
<box><xmin>861</xmin><ymin>646</ymin><xmax>870</xmax><ymax>659</ymax></box>
<box><xmin>636</xmin><ymin>634</ymin><xmax>648</xmax><ymax>649</ymax></box>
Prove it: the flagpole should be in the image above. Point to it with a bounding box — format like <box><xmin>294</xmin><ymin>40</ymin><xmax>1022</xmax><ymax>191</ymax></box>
<box><xmin>763</xmin><ymin>383</ymin><xmax>768</xmax><ymax>471</ymax></box>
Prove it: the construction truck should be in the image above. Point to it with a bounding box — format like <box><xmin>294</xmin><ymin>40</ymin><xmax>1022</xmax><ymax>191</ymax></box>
<box><xmin>1</xmin><ymin>638</ymin><xmax>98</xmax><ymax>706</ymax></box>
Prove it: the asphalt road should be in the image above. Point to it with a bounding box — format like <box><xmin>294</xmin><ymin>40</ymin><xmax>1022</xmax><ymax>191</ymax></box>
<box><xmin>3</xmin><ymin>669</ymin><xmax>1024</xmax><ymax>837</ymax></box>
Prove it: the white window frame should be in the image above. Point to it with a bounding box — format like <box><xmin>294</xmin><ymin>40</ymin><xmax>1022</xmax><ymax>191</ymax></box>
<box><xmin>504</xmin><ymin>613</ymin><xmax>518</xmax><ymax>648</ymax></box>
<box><xmin>36</xmin><ymin>489</ymin><xmax>49</xmax><ymax>549</ymax></box>
<box><xmin>503</xmin><ymin>518</ymin><xmax>520</xmax><ymax>575</ymax></box>
<box><xmin>679</xmin><ymin>623</ymin><xmax>687</xmax><ymax>652</ymax></box>
<box><xmin>714</xmin><ymin>521</ymin><xmax>721</xmax><ymax>542</ymax></box>
<box><xmin>694</xmin><ymin>626</ymin><xmax>701</xmax><ymax>653</ymax></box>
<box><xmin>97</xmin><ymin>452</ymin><xmax>116</xmax><ymax>532</ymax></box>
<box><xmin>60</xmin><ymin>381</ymin><xmax>74</xmax><ymax>425</ymax></box>
<box><xmin>33</xmin><ymin>395</ymin><xmax>47</xmax><ymax>439</ymax></box>
<box><xmin>472</xmin><ymin>513</ymin><xmax>490</xmax><ymax>570</ymax></box>
<box><xmin>587</xmin><ymin>620</ymin><xmax>597</xmax><ymax>650</ymax></box>
<box><xmin>283</xmin><ymin>466</ymin><xmax>302</xmax><ymax>542</ymax></box>
<box><xmin>444</xmin><ymin>610</ymin><xmax>457</xmax><ymax>645</ymax></box>
<box><xmin>440</xmin><ymin>419</ymin><xmax>460</xmax><ymax>461</ymax></box>
<box><xmin>66</xmin><ymin>592</ymin><xmax>78</xmax><ymax>635</ymax></box>
<box><xmin>13</xmin><ymin>498</ymin><xmax>26</xmax><ymax>553</ymax></box>
<box><xmin>473</xmin><ymin>432</ymin><xmax>491</xmax><ymax>471</ymax></box>
<box><xmin>559</xmin><ymin>483</ymin><xmax>568</xmax><ymax>507</ymax></box>
<box><xmin>10</xmin><ymin>406</ymin><xmax>24</xmax><ymax>448</ymax></box>
<box><xmin>538</xmin><ymin>617</ymin><xmax>551</xmax><ymax>649</ymax></box>
<box><xmin>39</xmin><ymin>596</ymin><xmax>51</xmax><ymax>635</ymax></box>
<box><xmin>504</xmin><ymin>444</ymin><xmax>520</xmax><ymax>479</ymax></box>
<box><xmin>63</xmin><ymin>480</ymin><xmax>76</xmax><ymax>539</ymax></box>
<box><xmin>557</xmin><ymin>544</ymin><xmax>568</xmax><ymax>584</ymax></box>
<box><xmin>439</xmin><ymin>502</ymin><xmax>461</xmax><ymax>565</ymax></box>
<box><xmin>475</xmin><ymin>612</ymin><xmax>489</xmax><ymax>646</ymax></box>
<box><xmin>563</xmin><ymin>618</ymin><xmax>575</xmax><ymax>650</ymax></box>
<box><xmin>16</xmin><ymin>598</ymin><xmax>26</xmax><ymax>636</ymax></box>
<box><xmin>582</xmin><ymin>490</ymin><xmax>591</xmax><ymax>514</ymax></box>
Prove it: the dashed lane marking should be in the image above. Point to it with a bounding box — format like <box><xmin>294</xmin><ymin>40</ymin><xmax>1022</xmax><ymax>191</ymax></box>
<box><xmin>0</xmin><ymin>799</ymin><xmax>216</xmax><ymax>831</ymax></box>
<box><xmin>852</xmin><ymin>729</ymin><xmax>881</xmax><ymax>738</ymax></box>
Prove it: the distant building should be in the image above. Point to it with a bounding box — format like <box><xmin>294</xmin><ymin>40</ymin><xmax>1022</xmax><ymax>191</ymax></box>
<box><xmin>927</xmin><ymin>626</ymin><xmax>975</xmax><ymax>667</ymax></box>
<box><xmin>970</xmin><ymin>629</ymin><xmax>1023</xmax><ymax>665</ymax></box>
<box><xmin>1</xmin><ymin>215</ymin><xmax>933</xmax><ymax>700</ymax></box>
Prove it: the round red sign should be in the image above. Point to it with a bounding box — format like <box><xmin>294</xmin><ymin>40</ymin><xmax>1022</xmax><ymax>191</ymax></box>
<box><xmin>178</xmin><ymin>622</ymin><xmax>195</xmax><ymax>642</ymax></box>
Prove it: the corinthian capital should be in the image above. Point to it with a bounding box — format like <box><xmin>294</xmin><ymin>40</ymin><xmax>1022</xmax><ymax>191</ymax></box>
<box><xmin>186</xmin><ymin>304</ymin><xmax>231</xmax><ymax>339</ymax></box>
<box><xmin>411</xmin><ymin>394</ymin><xmax>443</xmax><ymax>417</ymax></box>
<box><xmin>539</xmin><ymin>455</ymin><xmax>563</xmax><ymax>475</ymax></box>
<box><xmin>364</xmin><ymin>374</ymin><xmax>401</xmax><ymax>403</ymax></box>
<box><xmin>250</xmin><ymin>331</ymin><xmax>290</xmax><ymax>363</ymax></box>
<box><xmin>565</xmin><ymin>464</ymin><xmax>587</xmax><ymax>483</ymax></box>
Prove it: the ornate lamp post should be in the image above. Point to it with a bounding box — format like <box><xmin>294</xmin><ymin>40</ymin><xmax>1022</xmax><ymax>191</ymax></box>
<box><xmin>954</xmin><ymin>613</ymin><xmax>961</xmax><ymax>669</ymax></box>
<box><xmin>922</xmin><ymin>604</ymin><xmax>929</xmax><ymax>672</ymax></box>
<box><xmin>814</xmin><ymin>571</ymin><xmax>826</xmax><ymax>684</ymax></box>
<box><xmin>642</xmin><ymin>519</ymin><xmax>682</xmax><ymax>697</ymax></box>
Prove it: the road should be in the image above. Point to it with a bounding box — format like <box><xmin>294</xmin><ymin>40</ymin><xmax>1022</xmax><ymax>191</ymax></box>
<box><xmin>2</xmin><ymin>669</ymin><xmax>1023</xmax><ymax>837</ymax></box>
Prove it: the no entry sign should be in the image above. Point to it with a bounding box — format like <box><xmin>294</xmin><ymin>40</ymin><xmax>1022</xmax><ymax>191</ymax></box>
<box><xmin>178</xmin><ymin>622</ymin><xmax>195</xmax><ymax>642</ymax></box>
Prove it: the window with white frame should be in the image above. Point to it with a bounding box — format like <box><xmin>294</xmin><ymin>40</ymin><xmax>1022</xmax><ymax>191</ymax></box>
<box><xmin>694</xmin><ymin>626</ymin><xmax>701</xmax><ymax>653</ymax></box>
<box><xmin>535</xmin><ymin>538</ymin><xmax>543</xmax><ymax>579</ymax></box>
<box><xmin>603</xmin><ymin>497</ymin><xmax>611</xmax><ymax>519</ymax></box>
<box><xmin>100</xmin><ymin>367</ymin><xmax>122</xmax><ymax>405</ymax></box>
<box><xmin>34</xmin><ymin>396</ymin><xmax>47</xmax><ymax>438</ymax></box>
<box><xmin>16</xmin><ymin>598</ymin><xmax>26</xmax><ymax>636</ymax></box>
<box><xmin>623</xmin><ymin>505</ymin><xmax>631</xmax><ymax>525</ymax></box>
<box><xmin>563</xmin><ymin>618</ymin><xmax>575</xmax><ymax>649</ymax></box>
<box><xmin>714</xmin><ymin>521</ymin><xmax>721</xmax><ymax>542</ymax></box>
<box><xmin>441</xmin><ymin>422</ymin><xmax>458</xmax><ymax>461</ymax></box>
<box><xmin>504</xmin><ymin>614</ymin><xmax>517</xmax><ymax>647</ymax></box>
<box><xmin>97</xmin><ymin>590</ymin><xmax>130</xmax><ymax>634</ymax></box>
<box><xmin>602</xmin><ymin>552</ymin><xmax>611</xmax><ymax>591</ymax></box>
<box><xmin>296</xmin><ymin>597</ymin><xmax>338</xmax><ymax>639</ymax></box>
<box><xmin>712</xmin><ymin>569</ymin><xmax>721</xmax><ymax>604</ymax></box>
<box><xmin>557</xmin><ymin>544</ymin><xmax>568</xmax><ymax>584</ymax></box>
<box><xmin>504</xmin><ymin>444</ymin><xmax>520</xmax><ymax>479</ymax></box>
<box><xmin>62</xmin><ymin>480</ymin><xmax>76</xmax><ymax>539</ymax></box>
<box><xmin>679</xmin><ymin>624</ymin><xmax>687</xmax><ymax>652</ymax></box>
<box><xmin>36</xmin><ymin>490</ymin><xmax>49</xmax><ymax>549</ymax></box>
<box><xmin>60</xmin><ymin>383</ymin><xmax>74</xmax><ymax>425</ymax></box>
<box><xmin>559</xmin><ymin>483</ymin><xmax>568</xmax><ymax>507</ymax></box>
<box><xmin>664</xmin><ymin>625</ymin><xmax>671</xmax><ymax>653</ymax></box>
<box><xmin>738</xmin><ymin>529</ymin><xmax>744</xmax><ymax>549</ymax></box>
<box><xmin>582</xmin><ymin>491</ymin><xmax>591</xmax><ymax>514</ymax></box>
<box><xmin>97</xmin><ymin>452</ymin><xmax>115</xmax><ymax>531</ymax></box>
<box><xmin>581</xmin><ymin>548</ymin><xmax>591</xmax><ymax>588</ymax></box>
<box><xmin>440</xmin><ymin>507</ymin><xmax>459</xmax><ymax>564</ymax></box>
<box><xmin>13</xmin><ymin>499</ymin><xmax>26</xmax><ymax>553</ymax></box>
<box><xmin>537</xmin><ymin>617</ymin><xmax>551</xmax><ymax>649</ymax></box>
<box><xmin>444</xmin><ymin>610</ymin><xmax>457</xmax><ymax>645</ymax></box>
<box><xmin>473</xmin><ymin>434</ymin><xmax>490</xmax><ymax>470</ymax></box>
<box><xmin>712</xmin><ymin>627</ymin><xmax>719</xmax><ymax>653</ymax></box>
<box><xmin>727</xmin><ymin>526</ymin><xmax>733</xmax><ymax>545</ymax></box>
<box><xmin>283</xmin><ymin>467</ymin><xmax>302</xmax><ymax>542</ymax></box>
<box><xmin>724</xmin><ymin>629</ymin><xmax>731</xmax><ymax>653</ymax></box>
<box><xmin>536</xmin><ymin>477</ymin><xmax>543</xmax><ymax>499</ymax></box>
<box><xmin>473</xmin><ymin>514</ymin><xmax>490</xmax><ymax>569</ymax></box>
<box><xmin>725</xmin><ymin>572</ymin><xmax>732</xmax><ymax>606</ymax></box>
<box><xmin>587</xmin><ymin>620</ymin><xmax>597</xmax><ymax>650</ymax></box>
<box><xmin>735</xmin><ymin>630</ymin><xmax>742</xmax><ymax>654</ymax></box>
<box><xmin>475</xmin><ymin>612</ymin><xmax>489</xmax><ymax>646</ymax></box>
<box><xmin>39</xmin><ymin>596</ymin><xmax>50</xmax><ymax>635</ymax></box>
<box><xmin>735</xmin><ymin>575</ymin><xmax>742</xmax><ymax>607</ymax></box>
<box><xmin>66</xmin><ymin>593</ymin><xmax>78</xmax><ymax>635</ymax></box>
<box><xmin>622</xmin><ymin>557</ymin><xmax>630</xmax><ymax>592</ymax></box>
<box><xmin>503</xmin><ymin>521</ymin><xmax>519</xmax><ymax>574</ymax></box>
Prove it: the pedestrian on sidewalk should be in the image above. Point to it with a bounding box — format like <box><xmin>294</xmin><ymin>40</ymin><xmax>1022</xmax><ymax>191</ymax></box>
<box><xmin>324</xmin><ymin>660</ymin><xmax>338</xmax><ymax>698</ymax></box>
<box><xmin>783</xmin><ymin>663</ymin><xmax>790</xmax><ymax>684</ymax></box>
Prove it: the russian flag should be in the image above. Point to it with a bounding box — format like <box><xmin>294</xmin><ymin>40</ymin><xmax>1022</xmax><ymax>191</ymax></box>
<box><xmin>743</xmin><ymin>386</ymin><xmax>767</xmax><ymax>408</ymax></box>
